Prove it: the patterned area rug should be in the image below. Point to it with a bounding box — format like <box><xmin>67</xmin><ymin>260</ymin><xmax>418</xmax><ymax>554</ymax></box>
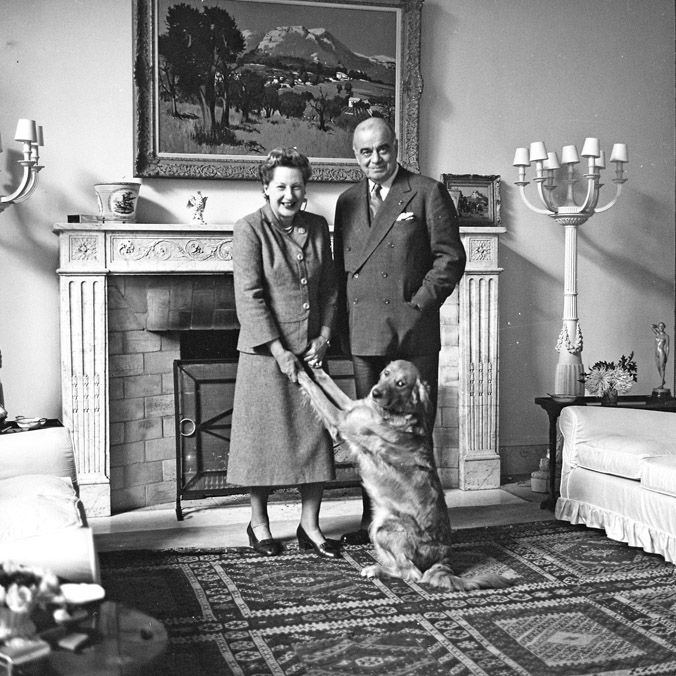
<box><xmin>99</xmin><ymin>521</ymin><xmax>676</xmax><ymax>675</ymax></box>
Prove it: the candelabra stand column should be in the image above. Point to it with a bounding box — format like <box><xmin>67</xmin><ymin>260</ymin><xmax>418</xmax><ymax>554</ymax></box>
<box><xmin>554</xmin><ymin>219</ymin><xmax>585</xmax><ymax>396</ymax></box>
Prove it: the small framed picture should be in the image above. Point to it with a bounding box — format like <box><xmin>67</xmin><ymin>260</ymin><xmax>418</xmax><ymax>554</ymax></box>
<box><xmin>441</xmin><ymin>174</ymin><xmax>501</xmax><ymax>227</ymax></box>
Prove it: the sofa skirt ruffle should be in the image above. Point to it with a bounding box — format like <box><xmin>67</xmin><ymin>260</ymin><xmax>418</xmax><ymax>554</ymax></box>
<box><xmin>556</xmin><ymin>496</ymin><xmax>676</xmax><ymax>564</ymax></box>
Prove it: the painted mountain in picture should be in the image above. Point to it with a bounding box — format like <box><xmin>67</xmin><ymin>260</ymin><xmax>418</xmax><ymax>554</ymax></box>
<box><xmin>157</xmin><ymin>0</ymin><xmax>398</xmax><ymax>159</ymax></box>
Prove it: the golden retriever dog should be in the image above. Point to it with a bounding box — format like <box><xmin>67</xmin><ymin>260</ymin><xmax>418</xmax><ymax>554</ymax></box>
<box><xmin>297</xmin><ymin>360</ymin><xmax>510</xmax><ymax>591</ymax></box>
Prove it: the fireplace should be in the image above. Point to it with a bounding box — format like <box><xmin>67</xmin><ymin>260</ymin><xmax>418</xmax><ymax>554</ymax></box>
<box><xmin>54</xmin><ymin>222</ymin><xmax>504</xmax><ymax>516</ymax></box>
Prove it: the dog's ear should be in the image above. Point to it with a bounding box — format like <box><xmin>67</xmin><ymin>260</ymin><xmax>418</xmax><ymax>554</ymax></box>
<box><xmin>412</xmin><ymin>377</ymin><xmax>433</xmax><ymax>421</ymax></box>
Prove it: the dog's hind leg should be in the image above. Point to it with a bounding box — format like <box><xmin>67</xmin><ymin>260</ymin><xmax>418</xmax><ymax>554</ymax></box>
<box><xmin>363</xmin><ymin>524</ymin><xmax>424</xmax><ymax>583</ymax></box>
<box><xmin>421</xmin><ymin>562</ymin><xmax>512</xmax><ymax>591</ymax></box>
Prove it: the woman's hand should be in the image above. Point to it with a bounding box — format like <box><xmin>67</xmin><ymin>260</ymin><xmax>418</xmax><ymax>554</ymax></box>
<box><xmin>268</xmin><ymin>339</ymin><xmax>301</xmax><ymax>382</ymax></box>
<box><xmin>302</xmin><ymin>335</ymin><xmax>330</xmax><ymax>370</ymax></box>
<box><xmin>273</xmin><ymin>349</ymin><xmax>301</xmax><ymax>382</ymax></box>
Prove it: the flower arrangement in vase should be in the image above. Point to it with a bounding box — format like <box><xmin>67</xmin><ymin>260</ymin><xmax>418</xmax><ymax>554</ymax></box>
<box><xmin>580</xmin><ymin>352</ymin><xmax>638</xmax><ymax>404</ymax></box>
<box><xmin>0</xmin><ymin>561</ymin><xmax>62</xmax><ymax>641</ymax></box>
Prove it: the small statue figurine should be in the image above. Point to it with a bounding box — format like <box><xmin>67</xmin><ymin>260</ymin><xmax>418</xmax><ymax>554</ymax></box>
<box><xmin>187</xmin><ymin>191</ymin><xmax>208</xmax><ymax>225</ymax></box>
<box><xmin>651</xmin><ymin>321</ymin><xmax>671</xmax><ymax>399</ymax></box>
<box><xmin>0</xmin><ymin>348</ymin><xmax>7</xmax><ymax>426</ymax></box>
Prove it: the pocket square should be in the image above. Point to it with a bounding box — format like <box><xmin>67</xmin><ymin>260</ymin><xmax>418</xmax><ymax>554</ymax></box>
<box><xmin>396</xmin><ymin>212</ymin><xmax>415</xmax><ymax>221</ymax></box>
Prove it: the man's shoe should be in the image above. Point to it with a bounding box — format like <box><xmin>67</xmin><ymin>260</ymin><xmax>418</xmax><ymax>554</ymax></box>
<box><xmin>340</xmin><ymin>528</ymin><xmax>370</xmax><ymax>545</ymax></box>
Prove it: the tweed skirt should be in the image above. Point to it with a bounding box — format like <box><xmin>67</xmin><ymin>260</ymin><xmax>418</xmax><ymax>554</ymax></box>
<box><xmin>227</xmin><ymin>352</ymin><xmax>335</xmax><ymax>487</ymax></box>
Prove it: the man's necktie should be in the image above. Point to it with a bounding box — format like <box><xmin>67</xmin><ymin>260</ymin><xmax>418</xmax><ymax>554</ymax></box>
<box><xmin>369</xmin><ymin>184</ymin><xmax>383</xmax><ymax>223</ymax></box>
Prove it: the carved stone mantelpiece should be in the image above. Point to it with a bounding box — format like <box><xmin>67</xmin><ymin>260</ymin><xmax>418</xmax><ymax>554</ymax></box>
<box><xmin>54</xmin><ymin>223</ymin><xmax>234</xmax><ymax>516</ymax></box>
<box><xmin>53</xmin><ymin>222</ymin><xmax>504</xmax><ymax>516</ymax></box>
<box><xmin>55</xmin><ymin>223</ymin><xmax>234</xmax><ymax>275</ymax></box>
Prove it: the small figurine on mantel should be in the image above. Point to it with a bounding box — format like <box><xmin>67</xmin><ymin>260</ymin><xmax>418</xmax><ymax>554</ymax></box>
<box><xmin>651</xmin><ymin>321</ymin><xmax>671</xmax><ymax>399</ymax></box>
<box><xmin>187</xmin><ymin>191</ymin><xmax>208</xmax><ymax>225</ymax></box>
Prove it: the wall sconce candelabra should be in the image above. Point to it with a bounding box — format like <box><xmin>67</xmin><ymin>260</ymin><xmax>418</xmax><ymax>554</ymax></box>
<box><xmin>0</xmin><ymin>118</ymin><xmax>44</xmax><ymax>214</ymax></box>
<box><xmin>513</xmin><ymin>138</ymin><xmax>628</xmax><ymax>395</ymax></box>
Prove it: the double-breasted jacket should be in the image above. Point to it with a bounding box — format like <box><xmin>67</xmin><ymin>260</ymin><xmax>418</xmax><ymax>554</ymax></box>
<box><xmin>333</xmin><ymin>166</ymin><xmax>466</xmax><ymax>356</ymax></box>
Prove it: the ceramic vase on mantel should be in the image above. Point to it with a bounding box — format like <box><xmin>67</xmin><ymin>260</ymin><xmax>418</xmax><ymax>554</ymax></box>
<box><xmin>600</xmin><ymin>389</ymin><xmax>619</xmax><ymax>406</ymax></box>
<box><xmin>94</xmin><ymin>182</ymin><xmax>141</xmax><ymax>222</ymax></box>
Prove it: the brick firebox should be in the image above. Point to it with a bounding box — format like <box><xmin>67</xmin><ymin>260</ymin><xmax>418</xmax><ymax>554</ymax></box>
<box><xmin>54</xmin><ymin>222</ymin><xmax>504</xmax><ymax>517</ymax></box>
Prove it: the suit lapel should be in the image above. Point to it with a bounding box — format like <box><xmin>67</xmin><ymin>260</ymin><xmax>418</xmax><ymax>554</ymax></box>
<box><xmin>343</xmin><ymin>179</ymin><xmax>371</xmax><ymax>249</ymax></box>
<box><xmin>353</xmin><ymin>168</ymin><xmax>416</xmax><ymax>270</ymax></box>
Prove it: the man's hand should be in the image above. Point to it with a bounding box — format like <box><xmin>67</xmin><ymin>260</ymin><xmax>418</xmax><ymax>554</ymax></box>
<box><xmin>302</xmin><ymin>336</ymin><xmax>330</xmax><ymax>369</ymax></box>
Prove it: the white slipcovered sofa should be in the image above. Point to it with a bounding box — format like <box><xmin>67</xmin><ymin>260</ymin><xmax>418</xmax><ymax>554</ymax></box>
<box><xmin>0</xmin><ymin>426</ymin><xmax>99</xmax><ymax>582</ymax></box>
<box><xmin>556</xmin><ymin>405</ymin><xmax>676</xmax><ymax>564</ymax></box>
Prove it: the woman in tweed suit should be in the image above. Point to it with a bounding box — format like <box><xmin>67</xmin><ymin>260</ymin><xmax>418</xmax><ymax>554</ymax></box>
<box><xmin>227</xmin><ymin>148</ymin><xmax>340</xmax><ymax>559</ymax></box>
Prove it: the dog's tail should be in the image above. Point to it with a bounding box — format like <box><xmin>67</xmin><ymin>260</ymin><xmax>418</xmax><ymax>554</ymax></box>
<box><xmin>420</xmin><ymin>563</ymin><xmax>512</xmax><ymax>591</ymax></box>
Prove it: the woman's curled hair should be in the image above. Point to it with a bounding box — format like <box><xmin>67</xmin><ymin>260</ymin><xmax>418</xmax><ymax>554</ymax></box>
<box><xmin>258</xmin><ymin>147</ymin><xmax>312</xmax><ymax>186</ymax></box>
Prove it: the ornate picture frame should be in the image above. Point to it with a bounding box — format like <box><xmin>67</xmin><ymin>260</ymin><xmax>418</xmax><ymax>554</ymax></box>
<box><xmin>133</xmin><ymin>0</ymin><xmax>423</xmax><ymax>182</ymax></box>
<box><xmin>441</xmin><ymin>174</ymin><xmax>502</xmax><ymax>227</ymax></box>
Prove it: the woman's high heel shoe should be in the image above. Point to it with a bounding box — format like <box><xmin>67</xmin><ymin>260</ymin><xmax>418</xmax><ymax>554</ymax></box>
<box><xmin>247</xmin><ymin>523</ymin><xmax>282</xmax><ymax>557</ymax></box>
<box><xmin>297</xmin><ymin>525</ymin><xmax>342</xmax><ymax>559</ymax></box>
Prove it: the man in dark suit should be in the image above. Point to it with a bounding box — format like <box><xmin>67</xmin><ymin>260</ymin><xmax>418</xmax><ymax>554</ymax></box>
<box><xmin>333</xmin><ymin>117</ymin><xmax>467</xmax><ymax>545</ymax></box>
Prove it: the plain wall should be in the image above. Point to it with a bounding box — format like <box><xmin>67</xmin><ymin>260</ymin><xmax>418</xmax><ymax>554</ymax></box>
<box><xmin>0</xmin><ymin>0</ymin><xmax>673</xmax><ymax>456</ymax></box>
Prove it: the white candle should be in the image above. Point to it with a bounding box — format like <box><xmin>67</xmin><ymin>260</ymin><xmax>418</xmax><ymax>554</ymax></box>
<box><xmin>594</xmin><ymin>150</ymin><xmax>606</xmax><ymax>169</ymax></box>
<box><xmin>561</xmin><ymin>145</ymin><xmax>579</xmax><ymax>164</ymax></box>
<box><xmin>14</xmin><ymin>118</ymin><xmax>37</xmax><ymax>143</ymax></box>
<box><xmin>609</xmin><ymin>143</ymin><xmax>628</xmax><ymax>163</ymax></box>
<box><xmin>581</xmin><ymin>137</ymin><xmax>601</xmax><ymax>157</ymax></box>
<box><xmin>529</xmin><ymin>141</ymin><xmax>548</xmax><ymax>162</ymax></box>
<box><xmin>513</xmin><ymin>147</ymin><xmax>530</xmax><ymax>166</ymax></box>
<box><xmin>36</xmin><ymin>126</ymin><xmax>44</xmax><ymax>147</ymax></box>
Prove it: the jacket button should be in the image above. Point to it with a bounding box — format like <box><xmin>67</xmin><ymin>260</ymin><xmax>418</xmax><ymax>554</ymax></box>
<box><xmin>298</xmin><ymin>227</ymin><xmax>306</xmax><ymax>234</ymax></box>
<box><xmin>347</xmin><ymin>246</ymin><xmax>352</xmax><ymax>251</ymax></box>
<box><xmin>297</xmin><ymin>253</ymin><xmax>304</xmax><ymax>260</ymax></box>
<box><xmin>389</xmin><ymin>242</ymin><xmax>395</xmax><ymax>248</ymax></box>
<box><xmin>354</xmin><ymin>273</ymin><xmax>359</xmax><ymax>279</ymax></box>
<box><xmin>353</xmin><ymin>298</ymin><xmax>359</xmax><ymax>304</ymax></box>
<box><xmin>303</xmin><ymin>302</ymin><xmax>310</xmax><ymax>310</ymax></box>
<box><xmin>300</xmin><ymin>277</ymin><xmax>308</xmax><ymax>285</ymax></box>
<box><xmin>383</xmin><ymin>299</ymin><xmax>390</xmax><ymax>304</ymax></box>
<box><xmin>381</xmin><ymin>272</ymin><xmax>388</xmax><ymax>278</ymax></box>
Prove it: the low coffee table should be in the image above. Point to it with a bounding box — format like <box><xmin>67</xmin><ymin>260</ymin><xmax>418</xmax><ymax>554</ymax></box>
<box><xmin>46</xmin><ymin>601</ymin><xmax>167</xmax><ymax>676</ymax></box>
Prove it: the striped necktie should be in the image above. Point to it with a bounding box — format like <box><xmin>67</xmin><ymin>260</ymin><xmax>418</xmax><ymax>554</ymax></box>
<box><xmin>369</xmin><ymin>183</ymin><xmax>383</xmax><ymax>224</ymax></box>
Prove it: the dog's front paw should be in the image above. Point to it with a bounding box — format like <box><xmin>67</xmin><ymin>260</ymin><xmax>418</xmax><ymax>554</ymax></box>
<box><xmin>361</xmin><ymin>565</ymin><xmax>382</xmax><ymax>579</ymax></box>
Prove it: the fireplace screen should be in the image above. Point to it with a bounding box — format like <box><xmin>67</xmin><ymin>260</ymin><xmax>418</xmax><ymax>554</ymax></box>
<box><xmin>174</xmin><ymin>359</ymin><xmax>240</xmax><ymax>520</ymax></box>
<box><xmin>174</xmin><ymin>356</ymin><xmax>358</xmax><ymax>520</ymax></box>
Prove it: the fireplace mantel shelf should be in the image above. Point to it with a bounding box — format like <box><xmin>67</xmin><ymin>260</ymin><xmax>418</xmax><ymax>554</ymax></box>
<box><xmin>53</xmin><ymin>222</ymin><xmax>236</xmax><ymax>275</ymax></box>
<box><xmin>53</xmin><ymin>222</ymin><xmax>505</xmax><ymax>516</ymax></box>
<box><xmin>53</xmin><ymin>222</ymin><xmax>505</xmax><ymax>276</ymax></box>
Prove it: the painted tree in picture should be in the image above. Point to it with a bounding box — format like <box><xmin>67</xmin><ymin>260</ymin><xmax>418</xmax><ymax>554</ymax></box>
<box><xmin>156</xmin><ymin>1</ymin><xmax>396</xmax><ymax>158</ymax></box>
<box><xmin>159</xmin><ymin>4</ymin><xmax>245</xmax><ymax>147</ymax></box>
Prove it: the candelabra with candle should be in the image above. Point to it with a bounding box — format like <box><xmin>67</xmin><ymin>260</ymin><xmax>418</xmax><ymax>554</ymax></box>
<box><xmin>0</xmin><ymin>119</ymin><xmax>44</xmax><ymax>214</ymax></box>
<box><xmin>513</xmin><ymin>138</ymin><xmax>628</xmax><ymax>396</ymax></box>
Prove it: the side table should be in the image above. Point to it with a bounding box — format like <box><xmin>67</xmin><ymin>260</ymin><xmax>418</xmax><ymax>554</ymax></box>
<box><xmin>534</xmin><ymin>395</ymin><xmax>676</xmax><ymax>511</ymax></box>
<box><xmin>46</xmin><ymin>601</ymin><xmax>167</xmax><ymax>676</ymax></box>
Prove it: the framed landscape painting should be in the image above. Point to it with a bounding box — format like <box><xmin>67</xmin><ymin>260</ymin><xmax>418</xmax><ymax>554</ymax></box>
<box><xmin>133</xmin><ymin>0</ymin><xmax>423</xmax><ymax>181</ymax></box>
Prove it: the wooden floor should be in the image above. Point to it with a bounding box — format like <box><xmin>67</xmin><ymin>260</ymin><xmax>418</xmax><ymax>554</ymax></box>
<box><xmin>91</xmin><ymin>480</ymin><xmax>556</xmax><ymax>552</ymax></box>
